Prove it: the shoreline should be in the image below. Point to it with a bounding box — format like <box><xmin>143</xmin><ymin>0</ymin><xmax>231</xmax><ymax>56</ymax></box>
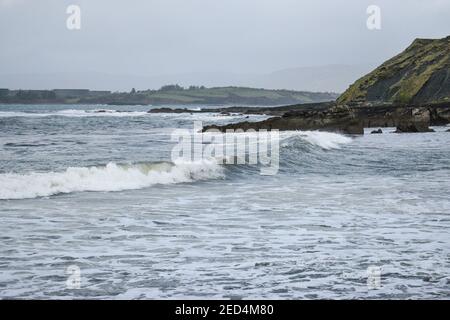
<box><xmin>149</xmin><ymin>101</ymin><xmax>450</xmax><ymax>135</ymax></box>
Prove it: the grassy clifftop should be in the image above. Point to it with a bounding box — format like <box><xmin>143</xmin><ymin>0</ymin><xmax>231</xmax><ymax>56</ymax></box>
<box><xmin>105</xmin><ymin>86</ymin><xmax>338</xmax><ymax>106</ymax></box>
<box><xmin>338</xmin><ymin>36</ymin><xmax>450</xmax><ymax>105</ymax></box>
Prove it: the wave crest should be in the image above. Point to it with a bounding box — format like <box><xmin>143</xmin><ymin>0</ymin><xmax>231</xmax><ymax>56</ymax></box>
<box><xmin>0</xmin><ymin>160</ymin><xmax>224</xmax><ymax>200</ymax></box>
<box><xmin>280</xmin><ymin>131</ymin><xmax>352</xmax><ymax>150</ymax></box>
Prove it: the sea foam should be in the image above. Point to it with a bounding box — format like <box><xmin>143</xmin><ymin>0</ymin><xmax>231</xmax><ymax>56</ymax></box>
<box><xmin>0</xmin><ymin>160</ymin><xmax>224</xmax><ymax>200</ymax></box>
<box><xmin>280</xmin><ymin>131</ymin><xmax>353</xmax><ymax>150</ymax></box>
<box><xmin>0</xmin><ymin>109</ymin><xmax>148</xmax><ymax>117</ymax></box>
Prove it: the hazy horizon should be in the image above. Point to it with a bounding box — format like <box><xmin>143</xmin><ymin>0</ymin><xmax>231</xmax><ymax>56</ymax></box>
<box><xmin>0</xmin><ymin>63</ymin><xmax>375</xmax><ymax>93</ymax></box>
<box><xmin>1</xmin><ymin>0</ymin><xmax>449</xmax><ymax>91</ymax></box>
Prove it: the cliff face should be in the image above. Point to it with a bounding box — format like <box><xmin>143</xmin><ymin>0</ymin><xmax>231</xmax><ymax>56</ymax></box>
<box><xmin>338</xmin><ymin>36</ymin><xmax>450</xmax><ymax>105</ymax></box>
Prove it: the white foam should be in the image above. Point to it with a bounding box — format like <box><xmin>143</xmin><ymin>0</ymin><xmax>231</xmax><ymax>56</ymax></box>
<box><xmin>0</xmin><ymin>109</ymin><xmax>269</xmax><ymax>121</ymax></box>
<box><xmin>0</xmin><ymin>160</ymin><xmax>224</xmax><ymax>200</ymax></box>
<box><xmin>280</xmin><ymin>131</ymin><xmax>353</xmax><ymax>149</ymax></box>
<box><xmin>201</xmin><ymin>130</ymin><xmax>352</xmax><ymax>150</ymax></box>
<box><xmin>0</xmin><ymin>109</ymin><xmax>148</xmax><ymax>117</ymax></box>
<box><xmin>149</xmin><ymin>112</ymin><xmax>269</xmax><ymax>122</ymax></box>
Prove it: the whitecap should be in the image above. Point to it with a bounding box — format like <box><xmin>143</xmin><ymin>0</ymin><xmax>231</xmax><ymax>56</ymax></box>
<box><xmin>0</xmin><ymin>160</ymin><xmax>224</xmax><ymax>200</ymax></box>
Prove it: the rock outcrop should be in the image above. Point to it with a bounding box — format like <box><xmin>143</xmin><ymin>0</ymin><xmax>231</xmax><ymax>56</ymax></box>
<box><xmin>338</xmin><ymin>36</ymin><xmax>450</xmax><ymax>105</ymax></box>
<box><xmin>351</xmin><ymin>102</ymin><xmax>450</xmax><ymax>128</ymax></box>
<box><xmin>200</xmin><ymin>102</ymin><xmax>450</xmax><ymax>135</ymax></box>
<box><xmin>159</xmin><ymin>36</ymin><xmax>450</xmax><ymax>135</ymax></box>
<box><xmin>148</xmin><ymin>102</ymin><xmax>335</xmax><ymax>117</ymax></box>
<box><xmin>202</xmin><ymin>105</ymin><xmax>364</xmax><ymax>135</ymax></box>
<box><xmin>394</xmin><ymin>108</ymin><xmax>435</xmax><ymax>133</ymax></box>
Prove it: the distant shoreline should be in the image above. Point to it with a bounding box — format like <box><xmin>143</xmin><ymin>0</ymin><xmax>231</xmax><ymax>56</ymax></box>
<box><xmin>0</xmin><ymin>86</ymin><xmax>339</xmax><ymax>106</ymax></box>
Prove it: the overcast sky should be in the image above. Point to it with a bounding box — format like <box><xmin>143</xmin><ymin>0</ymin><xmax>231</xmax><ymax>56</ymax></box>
<box><xmin>0</xmin><ymin>0</ymin><xmax>449</xmax><ymax>86</ymax></box>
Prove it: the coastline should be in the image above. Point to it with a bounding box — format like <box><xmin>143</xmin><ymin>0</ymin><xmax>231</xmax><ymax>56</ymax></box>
<box><xmin>149</xmin><ymin>101</ymin><xmax>450</xmax><ymax>135</ymax></box>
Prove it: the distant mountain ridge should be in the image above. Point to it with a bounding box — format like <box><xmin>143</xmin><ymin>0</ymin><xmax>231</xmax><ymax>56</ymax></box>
<box><xmin>0</xmin><ymin>64</ymin><xmax>373</xmax><ymax>93</ymax></box>
<box><xmin>338</xmin><ymin>36</ymin><xmax>450</xmax><ymax>105</ymax></box>
<box><xmin>0</xmin><ymin>86</ymin><xmax>339</xmax><ymax>106</ymax></box>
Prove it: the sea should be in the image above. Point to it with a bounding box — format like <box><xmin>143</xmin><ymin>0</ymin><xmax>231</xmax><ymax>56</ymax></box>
<box><xmin>0</xmin><ymin>104</ymin><xmax>449</xmax><ymax>299</ymax></box>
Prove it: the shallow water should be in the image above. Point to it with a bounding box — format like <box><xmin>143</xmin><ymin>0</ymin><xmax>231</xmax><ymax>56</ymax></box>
<box><xmin>0</xmin><ymin>104</ymin><xmax>449</xmax><ymax>299</ymax></box>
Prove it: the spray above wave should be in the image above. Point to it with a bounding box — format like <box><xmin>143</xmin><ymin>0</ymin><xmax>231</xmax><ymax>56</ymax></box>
<box><xmin>280</xmin><ymin>131</ymin><xmax>352</xmax><ymax>150</ymax></box>
<box><xmin>210</xmin><ymin>130</ymin><xmax>351</xmax><ymax>149</ymax></box>
<box><xmin>0</xmin><ymin>160</ymin><xmax>224</xmax><ymax>200</ymax></box>
<box><xmin>200</xmin><ymin>130</ymin><xmax>352</xmax><ymax>150</ymax></box>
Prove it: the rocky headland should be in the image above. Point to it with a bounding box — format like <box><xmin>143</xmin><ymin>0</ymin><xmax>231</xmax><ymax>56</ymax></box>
<box><xmin>154</xmin><ymin>36</ymin><xmax>450</xmax><ymax>135</ymax></box>
<box><xmin>193</xmin><ymin>102</ymin><xmax>450</xmax><ymax>135</ymax></box>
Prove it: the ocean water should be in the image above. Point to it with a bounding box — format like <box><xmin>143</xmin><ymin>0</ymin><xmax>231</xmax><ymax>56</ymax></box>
<box><xmin>0</xmin><ymin>104</ymin><xmax>449</xmax><ymax>299</ymax></box>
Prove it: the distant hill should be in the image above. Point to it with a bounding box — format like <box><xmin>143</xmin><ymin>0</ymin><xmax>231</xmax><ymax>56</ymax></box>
<box><xmin>338</xmin><ymin>36</ymin><xmax>450</xmax><ymax>105</ymax></box>
<box><xmin>85</xmin><ymin>86</ymin><xmax>338</xmax><ymax>106</ymax></box>
<box><xmin>0</xmin><ymin>64</ymin><xmax>373</xmax><ymax>93</ymax></box>
<box><xmin>0</xmin><ymin>86</ymin><xmax>338</xmax><ymax>106</ymax></box>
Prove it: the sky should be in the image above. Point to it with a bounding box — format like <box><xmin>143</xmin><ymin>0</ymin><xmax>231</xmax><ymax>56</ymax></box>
<box><xmin>0</xmin><ymin>0</ymin><xmax>449</xmax><ymax>90</ymax></box>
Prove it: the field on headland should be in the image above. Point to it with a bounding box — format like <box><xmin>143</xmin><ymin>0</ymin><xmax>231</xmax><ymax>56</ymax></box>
<box><xmin>0</xmin><ymin>85</ymin><xmax>338</xmax><ymax>106</ymax></box>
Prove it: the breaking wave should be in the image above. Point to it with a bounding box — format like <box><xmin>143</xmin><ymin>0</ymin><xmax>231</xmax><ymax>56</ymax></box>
<box><xmin>280</xmin><ymin>131</ymin><xmax>353</xmax><ymax>150</ymax></box>
<box><xmin>0</xmin><ymin>129</ymin><xmax>352</xmax><ymax>200</ymax></box>
<box><xmin>0</xmin><ymin>160</ymin><xmax>224</xmax><ymax>200</ymax></box>
<box><xmin>203</xmin><ymin>130</ymin><xmax>352</xmax><ymax>150</ymax></box>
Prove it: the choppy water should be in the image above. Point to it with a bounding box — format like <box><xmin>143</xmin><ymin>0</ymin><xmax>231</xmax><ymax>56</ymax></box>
<box><xmin>0</xmin><ymin>104</ymin><xmax>449</xmax><ymax>299</ymax></box>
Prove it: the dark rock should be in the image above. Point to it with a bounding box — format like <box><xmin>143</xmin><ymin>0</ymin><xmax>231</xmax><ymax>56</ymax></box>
<box><xmin>202</xmin><ymin>102</ymin><xmax>450</xmax><ymax>135</ymax></box>
<box><xmin>146</xmin><ymin>99</ymin><xmax>450</xmax><ymax>135</ymax></box>
<box><xmin>434</xmin><ymin>107</ymin><xmax>450</xmax><ymax>125</ymax></box>
<box><xmin>371</xmin><ymin>129</ymin><xmax>383</xmax><ymax>134</ymax></box>
<box><xmin>148</xmin><ymin>101</ymin><xmax>335</xmax><ymax>116</ymax></box>
<box><xmin>203</xmin><ymin>104</ymin><xmax>364</xmax><ymax>135</ymax></box>
<box><xmin>394</xmin><ymin>107</ymin><xmax>435</xmax><ymax>133</ymax></box>
<box><xmin>395</xmin><ymin>124</ymin><xmax>435</xmax><ymax>133</ymax></box>
<box><xmin>354</xmin><ymin>102</ymin><xmax>450</xmax><ymax>128</ymax></box>
<box><xmin>148</xmin><ymin>107</ymin><xmax>195</xmax><ymax>113</ymax></box>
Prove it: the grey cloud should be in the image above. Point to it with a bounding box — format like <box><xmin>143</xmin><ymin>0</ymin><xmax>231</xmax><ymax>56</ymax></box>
<box><xmin>0</xmin><ymin>0</ymin><xmax>449</xmax><ymax>91</ymax></box>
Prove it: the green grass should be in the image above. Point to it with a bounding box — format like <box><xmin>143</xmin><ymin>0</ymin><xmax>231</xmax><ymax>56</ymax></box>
<box><xmin>338</xmin><ymin>36</ymin><xmax>450</xmax><ymax>104</ymax></box>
